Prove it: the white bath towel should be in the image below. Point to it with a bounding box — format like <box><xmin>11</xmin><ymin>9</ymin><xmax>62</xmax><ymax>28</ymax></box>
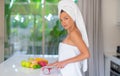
<box><xmin>58</xmin><ymin>0</ymin><xmax>89</xmax><ymax>73</ymax></box>
<box><xmin>58</xmin><ymin>43</ymin><xmax>84</xmax><ymax>76</ymax></box>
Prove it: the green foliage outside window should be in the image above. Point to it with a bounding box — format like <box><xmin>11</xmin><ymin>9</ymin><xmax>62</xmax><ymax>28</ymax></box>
<box><xmin>4</xmin><ymin>0</ymin><xmax>77</xmax><ymax>59</ymax></box>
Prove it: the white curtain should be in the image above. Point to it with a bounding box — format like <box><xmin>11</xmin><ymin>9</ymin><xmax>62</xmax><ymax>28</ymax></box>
<box><xmin>0</xmin><ymin>0</ymin><xmax>4</xmax><ymax>63</ymax></box>
<box><xmin>78</xmin><ymin>0</ymin><xmax>104</xmax><ymax>76</ymax></box>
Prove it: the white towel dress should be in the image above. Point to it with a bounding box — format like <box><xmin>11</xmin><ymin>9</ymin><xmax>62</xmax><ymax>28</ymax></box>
<box><xmin>58</xmin><ymin>42</ymin><xmax>84</xmax><ymax>76</ymax></box>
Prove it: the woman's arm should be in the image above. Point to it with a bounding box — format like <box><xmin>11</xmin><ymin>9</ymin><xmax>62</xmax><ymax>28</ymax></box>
<box><xmin>47</xmin><ymin>60</ymin><xmax>58</xmax><ymax>66</ymax></box>
<box><xmin>51</xmin><ymin>30</ymin><xmax>90</xmax><ymax>68</ymax></box>
<box><xmin>65</xmin><ymin>30</ymin><xmax>90</xmax><ymax>63</ymax></box>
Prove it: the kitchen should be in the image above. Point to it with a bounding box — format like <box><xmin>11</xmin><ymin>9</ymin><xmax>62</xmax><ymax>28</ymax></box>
<box><xmin>0</xmin><ymin>0</ymin><xmax>120</xmax><ymax>76</ymax></box>
<box><xmin>102</xmin><ymin>0</ymin><xmax>120</xmax><ymax>75</ymax></box>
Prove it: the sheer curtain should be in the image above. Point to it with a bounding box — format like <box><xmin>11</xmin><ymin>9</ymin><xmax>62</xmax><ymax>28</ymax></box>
<box><xmin>78</xmin><ymin>0</ymin><xmax>104</xmax><ymax>76</ymax></box>
<box><xmin>0</xmin><ymin>0</ymin><xmax>4</xmax><ymax>63</ymax></box>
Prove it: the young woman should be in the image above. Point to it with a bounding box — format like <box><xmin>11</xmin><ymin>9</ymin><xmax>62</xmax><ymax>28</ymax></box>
<box><xmin>48</xmin><ymin>0</ymin><xmax>90</xmax><ymax>76</ymax></box>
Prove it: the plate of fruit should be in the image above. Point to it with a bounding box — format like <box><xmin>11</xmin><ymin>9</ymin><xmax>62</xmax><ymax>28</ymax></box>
<box><xmin>21</xmin><ymin>57</ymin><xmax>48</xmax><ymax>69</ymax></box>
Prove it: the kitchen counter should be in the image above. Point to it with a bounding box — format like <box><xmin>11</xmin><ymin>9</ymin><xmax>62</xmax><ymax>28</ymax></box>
<box><xmin>0</xmin><ymin>54</ymin><xmax>60</xmax><ymax>76</ymax></box>
<box><xmin>104</xmin><ymin>52</ymin><xmax>120</xmax><ymax>64</ymax></box>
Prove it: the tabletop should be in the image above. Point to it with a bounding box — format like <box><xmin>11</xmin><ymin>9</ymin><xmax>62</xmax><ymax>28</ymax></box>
<box><xmin>0</xmin><ymin>54</ymin><xmax>61</xmax><ymax>76</ymax></box>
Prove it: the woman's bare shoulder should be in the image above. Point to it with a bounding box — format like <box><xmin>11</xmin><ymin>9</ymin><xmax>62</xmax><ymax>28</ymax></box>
<box><xmin>69</xmin><ymin>30</ymin><xmax>84</xmax><ymax>44</ymax></box>
<box><xmin>69</xmin><ymin>30</ymin><xmax>82</xmax><ymax>39</ymax></box>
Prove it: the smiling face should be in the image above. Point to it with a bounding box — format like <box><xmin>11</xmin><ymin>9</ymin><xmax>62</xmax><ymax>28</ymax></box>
<box><xmin>60</xmin><ymin>11</ymin><xmax>75</xmax><ymax>30</ymax></box>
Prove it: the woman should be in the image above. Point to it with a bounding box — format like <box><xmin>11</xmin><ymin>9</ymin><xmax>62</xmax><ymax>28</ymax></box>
<box><xmin>48</xmin><ymin>0</ymin><xmax>90</xmax><ymax>76</ymax></box>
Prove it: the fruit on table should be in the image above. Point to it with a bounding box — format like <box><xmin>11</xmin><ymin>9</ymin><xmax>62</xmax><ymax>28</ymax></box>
<box><xmin>38</xmin><ymin>61</ymin><xmax>47</xmax><ymax>67</ymax></box>
<box><xmin>33</xmin><ymin>64</ymin><xmax>41</xmax><ymax>69</ymax></box>
<box><xmin>21</xmin><ymin>57</ymin><xmax>48</xmax><ymax>69</ymax></box>
<box><xmin>21</xmin><ymin>60</ymin><xmax>31</xmax><ymax>68</ymax></box>
<box><xmin>21</xmin><ymin>60</ymin><xmax>27</xmax><ymax>67</ymax></box>
<box><xmin>25</xmin><ymin>62</ymin><xmax>31</xmax><ymax>68</ymax></box>
<box><xmin>35</xmin><ymin>58</ymin><xmax>48</xmax><ymax>63</ymax></box>
<box><xmin>31</xmin><ymin>60</ymin><xmax>38</xmax><ymax>65</ymax></box>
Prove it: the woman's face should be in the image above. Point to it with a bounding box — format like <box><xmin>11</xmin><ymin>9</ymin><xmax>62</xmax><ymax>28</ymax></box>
<box><xmin>60</xmin><ymin>11</ymin><xmax>75</xmax><ymax>30</ymax></box>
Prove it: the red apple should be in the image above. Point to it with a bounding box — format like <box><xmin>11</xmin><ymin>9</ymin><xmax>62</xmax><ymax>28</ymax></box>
<box><xmin>38</xmin><ymin>61</ymin><xmax>47</xmax><ymax>67</ymax></box>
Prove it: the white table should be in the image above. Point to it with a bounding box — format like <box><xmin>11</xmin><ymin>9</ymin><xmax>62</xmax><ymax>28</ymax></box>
<box><xmin>0</xmin><ymin>54</ymin><xmax>59</xmax><ymax>76</ymax></box>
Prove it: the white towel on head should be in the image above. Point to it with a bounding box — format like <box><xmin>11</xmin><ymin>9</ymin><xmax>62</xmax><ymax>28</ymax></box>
<box><xmin>58</xmin><ymin>0</ymin><xmax>89</xmax><ymax>72</ymax></box>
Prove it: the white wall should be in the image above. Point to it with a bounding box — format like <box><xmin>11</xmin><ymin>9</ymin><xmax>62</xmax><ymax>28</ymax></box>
<box><xmin>0</xmin><ymin>0</ymin><xmax>4</xmax><ymax>63</ymax></box>
<box><xmin>102</xmin><ymin>0</ymin><xmax>120</xmax><ymax>53</ymax></box>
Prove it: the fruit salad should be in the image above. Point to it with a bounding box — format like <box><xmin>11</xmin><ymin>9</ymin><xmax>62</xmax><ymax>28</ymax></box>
<box><xmin>21</xmin><ymin>57</ymin><xmax>48</xmax><ymax>69</ymax></box>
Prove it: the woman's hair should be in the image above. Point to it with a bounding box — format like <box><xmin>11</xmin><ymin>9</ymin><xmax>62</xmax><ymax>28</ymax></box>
<box><xmin>60</xmin><ymin>10</ymin><xmax>64</xmax><ymax>13</ymax></box>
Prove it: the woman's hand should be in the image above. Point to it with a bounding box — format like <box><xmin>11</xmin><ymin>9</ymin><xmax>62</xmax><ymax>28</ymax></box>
<box><xmin>47</xmin><ymin>62</ymin><xmax>56</xmax><ymax>66</ymax></box>
<box><xmin>51</xmin><ymin>61</ymin><xmax>68</xmax><ymax>68</ymax></box>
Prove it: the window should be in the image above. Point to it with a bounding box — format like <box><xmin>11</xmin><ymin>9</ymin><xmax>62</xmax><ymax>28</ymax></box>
<box><xmin>4</xmin><ymin>0</ymin><xmax>77</xmax><ymax>60</ymax></box>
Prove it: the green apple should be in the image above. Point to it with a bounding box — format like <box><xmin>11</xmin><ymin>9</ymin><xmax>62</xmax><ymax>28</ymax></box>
<box><xmin>25</xmin><ymin>62</ymin><xmax>31</xmax><ymax>68</ymax></box>
<box><xmin>33</xmin><ymin>64</ymin><xmax>41</xmax><ymax>69</ymax></box>
<box><xmin>21</xmin><ymin>60</ymin><xmax>27</xmax><ymax>67</ymax></box>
